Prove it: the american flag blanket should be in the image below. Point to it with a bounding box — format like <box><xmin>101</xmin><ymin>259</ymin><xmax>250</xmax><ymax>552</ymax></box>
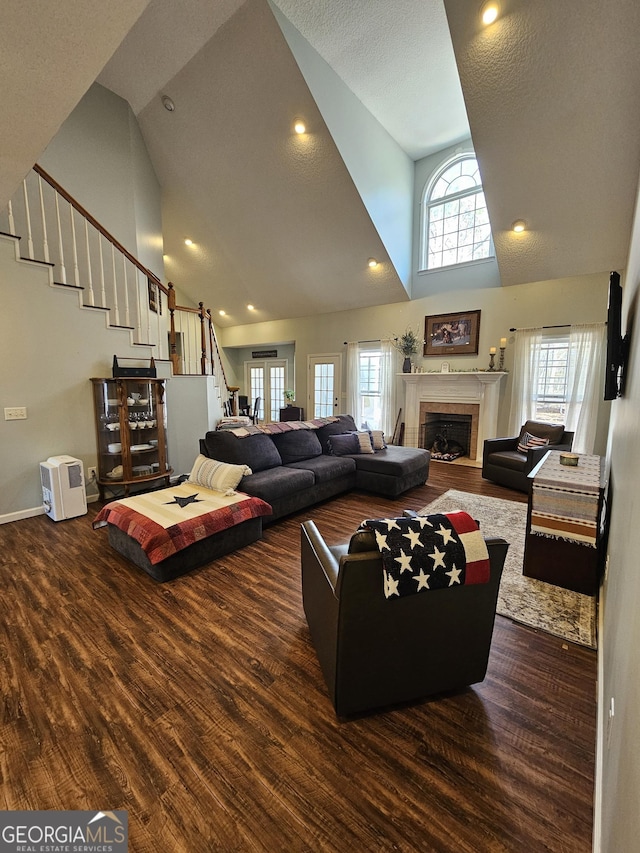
<box><xmin>93</xmin><ymin>484</ymin><xmax>272</xmax><ymax>565</ymax></box>
<box><xmin>363</xmin><ymin>512</ymin><xmax>490</xmax><ymax>599</ymax></box>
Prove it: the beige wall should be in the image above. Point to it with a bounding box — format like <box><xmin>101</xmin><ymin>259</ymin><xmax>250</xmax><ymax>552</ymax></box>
<box><xmin>221</xmin><ymin>270</ymin><xmax>612</xmax><ymax>453</ymax></box>
<box><xmin>597</xmin><ymin>165</ymin><xmax>640</xmax><ymax>851</ymax></box>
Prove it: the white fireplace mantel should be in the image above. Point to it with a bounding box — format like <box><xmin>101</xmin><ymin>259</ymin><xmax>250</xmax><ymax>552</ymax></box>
<box><xmin>400</xmin><ymin>372</ymin><xmax>506</xmax><ymax>456</ymax></box>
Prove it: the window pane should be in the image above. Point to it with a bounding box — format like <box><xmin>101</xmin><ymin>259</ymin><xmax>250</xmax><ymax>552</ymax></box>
<box><xmin>424</xmin><ymin>157</ymin><xmax>495</xmax><ymax>271</ymax></box>
<box><xmin>269</xmin><ymin>365</ymin><xmax>285</xmax><ymax>422</ymax></box>
<box><xmin>314</xmin><ymin>363</ymin><xmax>334</xmax><ymax>418</ymax></box>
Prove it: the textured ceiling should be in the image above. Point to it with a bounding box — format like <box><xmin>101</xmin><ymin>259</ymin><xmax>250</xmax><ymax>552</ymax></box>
<box><xmin>444</xmin><ymin>0</ymin><xmax>640</xmax><ymax>287</ymax></box>
<box><xmin>0</xmin><ymin>0</ymin><xmax>150</xmax><ymax>208</ymax></box>
<box><xmin>5</xmin><ymin>0</ymin><xmax>640</xmax><ymax>326</ymax></box>
<box><xmin>271</xmin><ymin>0</ymin><xmax>470</xmax><ymax>160</ymax></box>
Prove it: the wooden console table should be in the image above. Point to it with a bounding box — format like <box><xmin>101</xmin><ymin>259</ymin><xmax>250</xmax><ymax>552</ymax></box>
<box><xmin>523</xmin><ymin>450</ymin><xmax>605</xmax><ymax>595</ymax></box>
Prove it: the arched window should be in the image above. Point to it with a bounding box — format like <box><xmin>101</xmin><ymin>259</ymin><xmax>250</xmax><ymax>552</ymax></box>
<box><xmin>421</xmin><ymin>154</ymin><xmax>494</xmax><ymax>271</ymax></box>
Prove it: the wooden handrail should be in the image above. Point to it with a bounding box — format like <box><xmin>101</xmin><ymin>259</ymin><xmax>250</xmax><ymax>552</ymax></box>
<box><xmin>34</xmin><ymin>163</ymin><xmax>167</xmax><ymax>294</ymax></box>
<box><xmin>29</xmin><ymin>164</ymin><xmax>229</xmax><ymax>390</ymax></box>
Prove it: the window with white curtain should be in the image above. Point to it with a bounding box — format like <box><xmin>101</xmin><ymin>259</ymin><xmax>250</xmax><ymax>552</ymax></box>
<box><xmin>346</xmin><ymin>339</ymin><xmax>397</xmax><ymax>440</ymax></box>
<box><xmin>509</xmin><ymin>324</ymin><xmax>606</xmax><ymax>454</ymax></box>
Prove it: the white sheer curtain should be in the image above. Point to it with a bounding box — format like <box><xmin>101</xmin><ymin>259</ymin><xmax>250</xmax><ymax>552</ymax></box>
<box><xmin>566</xmin><ymin>323</ymin><xmax>606</xmax><ymax>454</ymax></box>
<box><xmin>380</xmin><ymin>338</ymin><xmax>397</xmax><ymax>441</ymax></box>
<box><xmin>508</xmin><ymin>323</ymin><xmax>606</xmax><ymax>454</ymax></box>
<box><xmin>508</xmin><ymin>327</ymin><xmax>543</xmax><ymax>434</ymax></box>
<box><xmin>345</xmin><ymin>339</ymin><xmax>397</xmax><ymax>439</ymax></box>
<box><xmin>346</xmin><ymin>342</ymin><xmax>360</xmax><ymax>424</ymax></box>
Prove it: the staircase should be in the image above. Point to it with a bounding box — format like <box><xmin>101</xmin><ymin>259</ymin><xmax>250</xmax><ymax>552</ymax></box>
<box><xmin>1</xmin><ymin>164</ymin><xmax>231</xmax><ymax>407</ymax></box>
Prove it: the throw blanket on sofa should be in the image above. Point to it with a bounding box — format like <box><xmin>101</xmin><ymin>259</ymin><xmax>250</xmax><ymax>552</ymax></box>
<box><xmin>226</xmin><ymin>417</ymin><xmax>338</xmax><ymax>437</ymax></box>
<box><xmin>93</xmin><ymin>484</ymin><xmax>272</xmax><ymax>564</ymax></box>
<box><xmin>364</xmin><ymin>512</ymin><xmax>489</xmax><ymax>599</ymax></box>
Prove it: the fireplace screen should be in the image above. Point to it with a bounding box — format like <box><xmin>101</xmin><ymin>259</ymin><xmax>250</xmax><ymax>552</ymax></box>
<box><xmin>422</xmin><ymin>413</ymin><xmax>472</xmax><ymax>461</ymax></box>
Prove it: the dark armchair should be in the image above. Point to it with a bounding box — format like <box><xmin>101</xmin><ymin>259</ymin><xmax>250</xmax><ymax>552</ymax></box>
<box><xmin>301</xmin><ymin>519</ymin><xmax>508</xmax><ymax>717</ymax></box>
<box><xmin>482</xmin><ymin>420</ymin><xmax>574</xmax><ymax>493</ymax></box>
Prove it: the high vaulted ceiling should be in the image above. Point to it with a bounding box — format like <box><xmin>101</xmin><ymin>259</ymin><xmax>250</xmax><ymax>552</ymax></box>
<box><xmin>5</xmin><ymin>0</ymin><xmax>640</xmax><ymax>326</ymax></box>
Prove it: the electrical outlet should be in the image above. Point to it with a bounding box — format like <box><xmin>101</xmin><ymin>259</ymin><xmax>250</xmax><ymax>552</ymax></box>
<box><xmin>87</xmin><ymin>466</ymin><xmax>97</xmax><ymax>482</ymax></box>
<box><xmin>4</xmin><ymin>407</ymin><xmax>27</xmax><ymax>420</ymax></box>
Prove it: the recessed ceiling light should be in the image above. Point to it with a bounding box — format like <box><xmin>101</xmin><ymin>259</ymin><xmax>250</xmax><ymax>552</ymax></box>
<box><xmin>219</xmin><ymin>310</ymin><xmax>226</xmax><ymax>317</ymax></box>
<box><xmin>161</xmin><ymin>95</ymin><xmax>175</xmax><ymax>112</ymax></box>
<box><xmin>481</xmin><ymin>2</ymin><xmax>500</xmax><ymax>25</ymax></box>
<box><xmin>247</xmin><ymin>304</ymin><xmax>255</xmax><ymax>311</ymax></box>
<box><xmin>184</xmin><ymin>238</ymin><xmax>193</xmax><ymax>246</ymax></box>
<box><xmin>294</xmin><ymin>119</ymin><xmax>306</xmax><ymax>134</ymax></box>
<box><xmin>368</xmin><ymin>258</ymin><xmax>379</xmax><ymax>268</ymax></box>
<box><xmin>512</xmin><ymin>220</ymin><xmax>526</xmax><ymax>233</ymax></box>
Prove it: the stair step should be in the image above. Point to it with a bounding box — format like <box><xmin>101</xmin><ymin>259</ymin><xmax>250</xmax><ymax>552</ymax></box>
<box><xmin>54</xmin><ymin>281</ymin><xmax>84</xmax><ymax>290</ymax></box>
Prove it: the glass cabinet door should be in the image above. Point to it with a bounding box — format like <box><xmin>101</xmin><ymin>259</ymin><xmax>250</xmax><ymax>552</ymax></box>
<box><xmin>91</xmin><ymin>377</ymin><xmax>171</xmax><ymax>498</ymax></box>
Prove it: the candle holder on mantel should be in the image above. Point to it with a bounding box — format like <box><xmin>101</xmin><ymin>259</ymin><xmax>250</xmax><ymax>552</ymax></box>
<box><xmin>488</xmin><ymin>351</ymin><xmax>496</xmax><ymax>371</ymax></box>
<box><xmin>498</xmin><ymin>346</ymin><xmax>506</xmax><ymax>371</ymax></box>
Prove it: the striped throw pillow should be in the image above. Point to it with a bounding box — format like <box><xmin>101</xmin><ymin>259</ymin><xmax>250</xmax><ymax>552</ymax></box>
<box><xmin>188</xmin><ymin>454</ymin><xmax>252</xmax><ymax>493</ymax></box>
<box><xmin>517</xmin><ymin>432</ymin><xmax>550</xmax><ymax>454</ymax></box>
<box><xmin>354</xmin><ymin>431</ymin><xmax>375</xmax><ymax>453</ymax></box>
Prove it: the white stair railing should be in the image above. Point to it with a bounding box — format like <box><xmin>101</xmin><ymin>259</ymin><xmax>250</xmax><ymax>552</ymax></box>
<box><xmin>1</xmin><ymin>164</ymin><xmax>230</xmax><ymax>393</ymax></box>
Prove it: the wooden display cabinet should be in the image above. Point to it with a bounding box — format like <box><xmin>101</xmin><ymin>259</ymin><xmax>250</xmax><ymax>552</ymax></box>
<box><xmin>90</xmin><ymin>377</ymin><xmax>172</xmax><ymax>500</ymax></box>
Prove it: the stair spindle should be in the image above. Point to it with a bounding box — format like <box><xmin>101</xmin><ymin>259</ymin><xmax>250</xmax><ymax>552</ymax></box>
<box><xmin>111</xmin><ymin>243</ymin><xmax>120</xmax><ymax>326</ymax></box>
<box><xmin>69</xmin><ymin>203</ymin><xmax>80</xmax><ymax>287</ymax></box>
<box><xmin>22</xmin><ymin>179</ymin><xmax>34</xmax><ymax>259</ymax></box>
<box><xmin>122</xmin><ymin>254</ymin><xmax>131</xmax><ymax>328</ymax></box>
<box><xmin>98</xmin><ymin>235</ymin><xmax>106</xmax><ymax>306</ymax></box>
<box><xmin>83</xmin><ymin>219</ymin><xmax>94</xmax><ymax>305</ymax></box>
<box><xmin>54</xmin><ymin>192</ymin><xmax>67</xmax><ymax>284</ymax></box>
<box><xmin>37</xmin><ymin>175</ymin><xmax>50</xmax><ymax>263</ymax></box>
<box><xmin>7</xmin><ymin>199</ymin><xmax>15</xmax><ymax>235</ymax></box>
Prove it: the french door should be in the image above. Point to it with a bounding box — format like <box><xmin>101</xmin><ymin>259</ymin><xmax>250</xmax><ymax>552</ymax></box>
<box><xmin>308</xmin><ymin>354</ymin><xmax>342</xmax><ymax>418</ymax></box>
<box><xmin>245</xmin><ymin>360</ymin><xmax>287</xmax><ymax>423</ymax></box>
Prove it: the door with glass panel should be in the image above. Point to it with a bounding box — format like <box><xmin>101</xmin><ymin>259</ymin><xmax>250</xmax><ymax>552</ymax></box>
<box><xmin>245</xmin><ymin>360</ymin><xmax>287</xmax><ymax>423</ymax></box>
<box><xmin>308</xmin><ymin>355</ymin><xmax>342</xmax><ymax>418</ymax></box>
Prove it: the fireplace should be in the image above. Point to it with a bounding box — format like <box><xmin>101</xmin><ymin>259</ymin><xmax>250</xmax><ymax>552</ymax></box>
<box><xmin>423</xmin><ymin>412</ymin><xmax>473</xmax><ymax>460</ymax></box>
<box><xmin>420</xmin><ymin>402</ymin><xmax>480</xmax><ymax>459</ymax></box>
<box><xmin>400</xmin><ymin>372</ymin><xmax>506</xmax><ymax>462</ymax></box>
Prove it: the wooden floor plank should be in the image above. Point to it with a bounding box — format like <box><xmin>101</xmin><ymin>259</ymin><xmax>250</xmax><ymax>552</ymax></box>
<box><xmin>0</xmin><ymin>463</ymin><xmax>596</xmax><ymax>852</ymax></box>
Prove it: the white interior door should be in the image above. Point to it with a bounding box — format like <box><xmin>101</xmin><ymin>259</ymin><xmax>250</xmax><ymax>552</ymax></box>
<box><xmin>308</xmin><ymin>354</ymin><xmax>342</xmax><ymax>418</ymax></box>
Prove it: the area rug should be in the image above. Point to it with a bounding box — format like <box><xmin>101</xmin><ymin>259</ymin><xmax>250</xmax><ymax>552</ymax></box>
<box><xmin>419</xmin><ymin>489</ymin><xmax>597</xmax><ymax>648</ymax></box>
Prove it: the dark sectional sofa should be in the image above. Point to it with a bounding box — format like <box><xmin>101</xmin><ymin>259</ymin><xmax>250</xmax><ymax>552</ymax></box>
<box><xmin>199</xmin><ymin>415</ymin><xmax>430</xmax><ymax>523</ymax></box>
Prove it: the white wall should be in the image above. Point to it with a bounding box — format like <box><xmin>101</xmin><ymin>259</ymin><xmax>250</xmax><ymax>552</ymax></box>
<box><xmin>38</xmin><ymin>83</ymin><xmax>164</xmax><ymax>283</ymax></box>
<box><xmin>271</xmin><ymin>1</ymin><xmax>414</xmax><ymax>292</ymax></box>
<box><xmin>597</xmin><ymin>166</ymin><xmax>640</xmax><ymax>851</ymax></box>
<box><xmin>0</xmin><ymin>237</ymin><xmax>154</xmax><ymax>518</ymax></box>
<box><xmin>220</xmin><ymin>270</ymin><xmax>611</xmax><ymax>453</ymax></box>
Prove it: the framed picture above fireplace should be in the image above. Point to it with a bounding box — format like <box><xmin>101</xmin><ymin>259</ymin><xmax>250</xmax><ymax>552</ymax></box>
<box><xmin>424</xmin><ymin>309</ymin><xmax>481</xmax><ymax>357</ymax></box>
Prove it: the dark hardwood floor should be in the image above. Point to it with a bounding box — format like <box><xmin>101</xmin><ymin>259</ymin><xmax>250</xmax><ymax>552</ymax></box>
<box><xmin>0</xmin><ymin>463</ymin><xmax>596</xmax><ymax>852</ymax></box>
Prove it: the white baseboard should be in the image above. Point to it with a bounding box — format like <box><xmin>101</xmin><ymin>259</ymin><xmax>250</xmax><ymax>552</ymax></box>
<box><xmin>0</xmin><ymin>505</ymin><xmax>46</xmax><ymax>525</ymax></box>
<box><xmin>1</xmin><ymin>490</ymin><xmax>98</xmax><ymax>525</ymax></box>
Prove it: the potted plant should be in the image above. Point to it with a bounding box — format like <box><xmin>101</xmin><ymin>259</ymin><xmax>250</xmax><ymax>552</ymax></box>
<box><xmin>393</xmin><ymin>326</ymin><xmax>422</xmax><ymax>373</ymax></box>
<box><xmin>283</xmin><ymin>389</ymin><xmax>295</xmax><ymax>406</ymax></box>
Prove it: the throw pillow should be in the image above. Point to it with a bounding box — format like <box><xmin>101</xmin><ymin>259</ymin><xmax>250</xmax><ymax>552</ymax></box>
<box><xmin>370</xmin><ymin>429</ymin><xmax>387</xmax><ymax>450</ymax></box>
<box><xmin>354</xmin><ymin>430</ymin><xmax>375</xmax><ymax>453</ymax></box>
<box><xmin>517</xmin><ymin>432</ymin><xmax>550</xmax><ymax>454</ymax></box>
<box><xmin>188</xmin><ymin>454</ymin><xmax>252</xmax><ymax>493</ymax></box>
<box><xmin>327</xmin><ymin>433</ymin><xmax>360</xmax><ymax>456</ymax></box>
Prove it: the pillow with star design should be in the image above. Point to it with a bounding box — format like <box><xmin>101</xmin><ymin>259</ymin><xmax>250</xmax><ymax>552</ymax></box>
<box><xmin>188</xmin><ymin>454</ymin><xmax>252</xmax><ymax>493</ymax></box>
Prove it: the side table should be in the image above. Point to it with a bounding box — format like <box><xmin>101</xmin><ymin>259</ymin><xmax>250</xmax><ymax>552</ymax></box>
<box><xmin>280</xmin><ymin>406</ymin><xmax>304</xmax><ymax>421</ymax></box>
<box><xmin>523</xmin><ymin>450</ymin><xmax>605</xmax><ymax>595</ymax></box>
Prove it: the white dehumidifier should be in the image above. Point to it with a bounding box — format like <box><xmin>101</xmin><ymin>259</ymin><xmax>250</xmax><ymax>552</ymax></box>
<box><xmin>40</xmin><ymin>455</ymin><xmax>87</xmax><ymax>521</ymax></box>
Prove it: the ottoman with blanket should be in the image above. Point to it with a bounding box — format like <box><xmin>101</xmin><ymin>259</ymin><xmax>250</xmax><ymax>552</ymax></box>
<box><xmin>93</xmin><ymin>457</ymin><xmax>272</xmax><ymax>581</ymax></box>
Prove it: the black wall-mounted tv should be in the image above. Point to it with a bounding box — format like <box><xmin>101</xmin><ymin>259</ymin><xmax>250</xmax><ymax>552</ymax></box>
<box><xmin>604</xmin><ymin>270</ymin><xmax>628</xmax><ymax>400</ymax></box>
